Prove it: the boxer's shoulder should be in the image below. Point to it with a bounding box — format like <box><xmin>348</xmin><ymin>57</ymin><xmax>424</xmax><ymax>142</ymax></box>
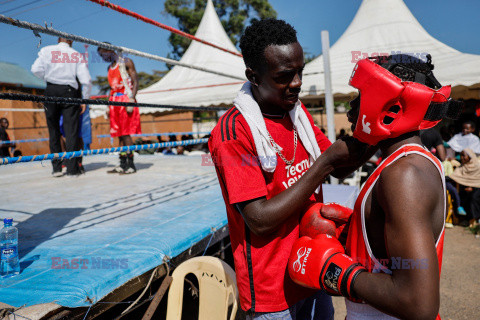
<box><xmin>375</xmin><ymin>154</ymin><xmax>442</xmax><ymax>212</ymax></box>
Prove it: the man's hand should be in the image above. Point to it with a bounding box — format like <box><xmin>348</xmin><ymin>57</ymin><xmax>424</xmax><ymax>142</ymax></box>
<box><xmin>127</xmin><ymin>97</ymin><xmax>135</xmax><ymax>114</ymax></box>
<box><xmin>321</xmin><ymin>136</ymin><xmax>377</xmax><ymax>179</ymax></box>
<box><xmin>288</xmin><ymin>234</ymin><xmax>365</xmax><ymax>298</ymax></box>
<box><xmin>234</xmin><ymin>137</ymin><xmax>366</xmax><ymax>237</ymax></box>
<box><xmin>323</xmin><ymin>136</ymin><xmax>369</xmax><ymax>169</ymax></box>
<box><xmin>80</xmin><ymin>104</ymin><xmax>86</xmax><ymax>115</ymax></box>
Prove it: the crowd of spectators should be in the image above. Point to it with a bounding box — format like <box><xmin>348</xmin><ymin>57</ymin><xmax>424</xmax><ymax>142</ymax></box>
<box><xmin>131</xmin><ymin>133</ymin><xmax>210</xmax><ymax>156</ymax></box>
<box><xmin>420</xmin><ymin>120</ymin><xmax>480</xmax><ymax>233</ymax></box>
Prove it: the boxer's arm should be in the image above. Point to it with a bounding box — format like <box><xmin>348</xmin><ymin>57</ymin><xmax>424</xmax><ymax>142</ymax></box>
<box><xmin>237</xmin><ymin>151</ymin><xmax>336</xmax><ymax>236</ymax></box>
<box><xmin>435</xmin><ymin>143</ymin><xmax>446</xmax><ymax>162</ymax></box>
<box><xmin>352</xmin><ymin>161</ymin><xmax>441</xmax><ymax>320</ymax></box>
<box><xmin>31</xmin><ymin>48</ymin><xmax>46</xmax><ymax>80</ymax></box>
<box><xmin>237</xmin><ymin>138</ymin><xmax>362</xmax><ymax>236</ymax></box>
<box><xmin>125</xmin><ymin>58</ymin><xmax>138</xmax><ymax>98</ymax></box>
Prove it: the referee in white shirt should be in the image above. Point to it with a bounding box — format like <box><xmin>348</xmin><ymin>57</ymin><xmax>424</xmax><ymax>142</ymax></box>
<box><xmin>31</xmin><ymin>37</ymin><xmax>92</xmax><ymax>176</ymax></box>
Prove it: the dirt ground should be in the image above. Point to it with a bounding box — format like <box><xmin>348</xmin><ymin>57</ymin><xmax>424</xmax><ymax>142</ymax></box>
<box><xmin>332</xmin><ymin>225</ymin><xmax>480</xmax><ymax>319</ymax></box>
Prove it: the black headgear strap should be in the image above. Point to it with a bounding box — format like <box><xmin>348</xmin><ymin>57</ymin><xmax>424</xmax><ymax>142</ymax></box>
<box><xmin>370</xmin><ymin>54</ymin><xmax>463</xmax><ymax>122</ymax></box>
<box><xmin>424</xmin><ymin>99</ymin><xmax>463</xmax><ymax>121</ymax></box>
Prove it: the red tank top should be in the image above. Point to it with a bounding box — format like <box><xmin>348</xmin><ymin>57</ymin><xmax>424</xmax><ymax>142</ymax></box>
<box><xmin>345</xmin><ymin>144</ymin><xmax>445</xmax><ymax>320</ymax></box>
<box><xmin>108</xmin><ymin>63</ymin><xmax>132</xmax><ymax>94</ymax></box>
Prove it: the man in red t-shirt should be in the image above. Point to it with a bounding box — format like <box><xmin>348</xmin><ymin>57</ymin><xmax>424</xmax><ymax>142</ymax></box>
<box><xmin>208</xmin><ymin>19</ymin><xmax>369</xmax><ymax>319</ymax></box>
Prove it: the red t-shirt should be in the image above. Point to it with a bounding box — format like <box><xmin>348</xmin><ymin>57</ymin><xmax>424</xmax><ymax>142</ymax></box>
<box><xmin>208</xmin><ymin>103</ymin><xmax>331</xmax><ymax>312</ymax></box>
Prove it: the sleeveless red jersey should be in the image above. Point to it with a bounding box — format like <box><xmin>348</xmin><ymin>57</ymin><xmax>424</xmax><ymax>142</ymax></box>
<box><xmin>108</xmin><ymin>62</ymin><xmax>132</xmax><ymax>94</ymax></box>
<box><xmin>345</xmin><ymin>143</ymin><xmax>445</xmax><ymax>320</ymax></box>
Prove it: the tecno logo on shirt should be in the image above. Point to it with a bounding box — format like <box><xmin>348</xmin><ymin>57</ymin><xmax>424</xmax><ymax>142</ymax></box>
<box><xmin>282</xmin><ymin>159</ymin><xmax>310</xmax><ymax>189</ymax></box>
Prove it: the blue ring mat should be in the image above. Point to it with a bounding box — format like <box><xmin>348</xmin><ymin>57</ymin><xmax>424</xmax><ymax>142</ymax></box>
<box><xmin>0</xmin><ymin>155</ymin><xmax>358</xmax><ymax>308</ymax></box>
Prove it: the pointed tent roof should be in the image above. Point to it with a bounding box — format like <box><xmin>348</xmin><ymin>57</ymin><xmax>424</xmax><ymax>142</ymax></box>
<box><xmin>301</xmin><ymin>0</ymin><xmax>480</xmax><ymax>98</ymax></box>
<box><xmin>136</xmin><ymin>0</ymin><xmax>246</xmax><ymax>109</ymax></box>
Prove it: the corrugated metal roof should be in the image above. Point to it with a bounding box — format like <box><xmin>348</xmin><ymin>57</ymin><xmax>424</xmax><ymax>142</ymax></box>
<box><xmin>0</xmin><ymin>61</ymin><xmax>46</xmax><ymax>89</ymax></box>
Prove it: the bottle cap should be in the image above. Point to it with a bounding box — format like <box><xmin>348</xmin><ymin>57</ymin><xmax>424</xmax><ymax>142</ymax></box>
<box><xmin>3</xmin><ymin>218</ymin><xmax>13</xmax><ymax>225</ymax></box>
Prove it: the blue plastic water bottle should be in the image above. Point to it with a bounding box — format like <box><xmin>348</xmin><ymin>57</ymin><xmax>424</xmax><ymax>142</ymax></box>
<box><xmin>1</xmin><ymin>218</ymin><xmax>20</xmax><ymax>278</ymax></box>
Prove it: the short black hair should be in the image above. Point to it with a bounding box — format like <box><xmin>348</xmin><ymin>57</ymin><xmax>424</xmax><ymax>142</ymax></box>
<box><xmin>373</xmin><ymin>54</ymin><xmax>442</xmax><ymax>89</ymax></box>
<box><xmin>240</xmin><ymin>19</ymin><xmax>298</xmax><ymax>72</ymax></box>
<box><xmin>463</xmin><ymin>120</ymin><xmax>476</xmax><ymax>129</ymax></box>
<box><xmin>97</xmin><ymin>41</ymin><xmax>112</xmax><ymax>52</ymax></box>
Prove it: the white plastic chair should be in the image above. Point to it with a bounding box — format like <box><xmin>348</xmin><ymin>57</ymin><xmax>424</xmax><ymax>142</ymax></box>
<box><xmin>166</xmin><ymin>256</ymin><xmax>239</xmax><ymax>320</ymax></box>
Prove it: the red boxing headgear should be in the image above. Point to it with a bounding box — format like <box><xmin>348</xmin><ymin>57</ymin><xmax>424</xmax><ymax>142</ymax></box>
<box><xmin>348</xmin><ymin>58</ymin><xmax>452</xmax><ymax>145</ymax></box>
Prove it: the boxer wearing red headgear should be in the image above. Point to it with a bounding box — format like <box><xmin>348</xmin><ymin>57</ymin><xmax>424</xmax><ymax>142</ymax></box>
<box><xmin>288</xmin><ymin>54</ymin><xmax>462</xmax><ymax>320</ymax></box>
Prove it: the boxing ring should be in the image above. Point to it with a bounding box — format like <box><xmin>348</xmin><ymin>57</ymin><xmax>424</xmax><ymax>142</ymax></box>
<box><xmin>0</xmin><ymin>154</ymin><xmax>358</xmax><ymax>319</ymax></box>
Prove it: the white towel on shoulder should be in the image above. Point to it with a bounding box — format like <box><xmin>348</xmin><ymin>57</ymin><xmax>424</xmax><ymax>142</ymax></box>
<box><xmin>233</xmin><ymin>82</ymin><xmax>323</xmax><ymax>192</ymax></box>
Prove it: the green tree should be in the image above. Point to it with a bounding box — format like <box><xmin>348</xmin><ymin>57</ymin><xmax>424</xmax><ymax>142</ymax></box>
<box><xmin>92</xmin><ymin>70</ymin><xmax>167</xmax><ymax>95</ymax></box>
<box><xmin>164</xmin><ymin>0</ymin><xmax>277</xmax><ymax>60</ymax></box>
<box><xmin>92</xmin><ymin>76</ymin><xmax>109</xmax><ymax>95</ymax></box>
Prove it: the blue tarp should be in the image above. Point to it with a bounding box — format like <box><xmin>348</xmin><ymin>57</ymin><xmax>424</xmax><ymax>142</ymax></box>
<box><xmin>0</xmin><ymin>155</ymin><xmax>358</xmax><ymax>308</ymax></box>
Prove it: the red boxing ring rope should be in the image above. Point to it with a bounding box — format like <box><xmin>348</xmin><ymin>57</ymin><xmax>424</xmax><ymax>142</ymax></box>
<box><xmin>87</xmin><ymin>0</ymin><xmax>243</xmax><ymax>58</ymax></box>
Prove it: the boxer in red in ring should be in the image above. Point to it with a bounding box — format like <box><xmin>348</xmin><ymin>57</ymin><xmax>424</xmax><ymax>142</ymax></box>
<box><xmin>98</xmin><ymin>45</ymin><xmax>141</xmax><ymax>174</ymax></box>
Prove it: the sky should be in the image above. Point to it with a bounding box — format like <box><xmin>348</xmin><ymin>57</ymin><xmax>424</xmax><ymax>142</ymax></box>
<box><xmin>0</xmin><ymin>0</ymin><xmax>479</xmax><ymax>95</ymax></box>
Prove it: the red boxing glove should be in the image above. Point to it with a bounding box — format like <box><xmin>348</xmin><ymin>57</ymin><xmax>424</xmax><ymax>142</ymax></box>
<box><xmin>299</xmin><ymin>203</ymin><xmax>353</xmax><ymax>239</ymax></box>
<box><xmin>288</xmin><ymin>234</ymin><xmax>366</xmax><ymax>299</ymax></box>
<box><xmin>320</xmin><ymin>202</ymin><xmax>353</xmax><ymax>225</ymax></box>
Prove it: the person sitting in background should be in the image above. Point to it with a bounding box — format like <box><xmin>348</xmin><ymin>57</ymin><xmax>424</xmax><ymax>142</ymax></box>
<box><xmin>168</xmin><ymin>133</ymin><xmax>177</xmax><ymax>142</ymax></box>
<box><xmin>336</xmin><ymin>128</ymin><xmax>349</xmax><ymax>140</ymax></box>
<box><xmin>420</xmin><ymin>127</ymin><xmax>446</xmax><ymax>161</ymax></box>
<box><xmin>420</xmin><ymin>128</ymin><xmax>465</xmax><ymax>218</ymax></box>
<box><xmin>176</xmin><ymin>146</ymin><xmax>185</xmax><ymax>155</ymax></box>
<box><xmin>445</xmin><ymin>176</ymin><xmax>467</xmax><ymax>218</ymax></box>
<box><xmin>447</xmin><ymin>120</ymin><xmax>480</xmax><ymax>154</ymax></box>
<box><xmin>449</xmin><ymin>148</ymin><xmax>480</xmax><ymax>227</ymax></box>
<box><xmin>0</xmin><ymin>118</ymin><xmax>15</xmax><ymax>158</ymax></box>
<box><xmin>134</xmin><ymin>138</ymin><xmax>155</xmax><ymax>155</ymax></box>
<box><xmin>162</xmin><ymin>134</ymin><xmax>177</xmax><ymax>155</ymax></box>
<box><xmin>440</xmin><ymin>125</ymin><xmax>452</xmax><ymax>142</ymax></box>
<box><xmin>181</xmin><ymin>134</ymin><xmax>194</xmax><ymax>152</ymax></box>
<box><xmin>156</xmin><ymin>135</ymin><xmax>166</xmax><ymax>153</ymax></box>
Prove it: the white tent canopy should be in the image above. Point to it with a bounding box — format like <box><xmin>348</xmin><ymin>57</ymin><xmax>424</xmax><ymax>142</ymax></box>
<box><xmin>301</xmin><ymin>0</ymin><xmax>480</xmax><ymax>98</ymax></box>
<box><xmin>136</xmin><ymin>0</ymin><xmax>246</xmax><ymax>110</ymax></box>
